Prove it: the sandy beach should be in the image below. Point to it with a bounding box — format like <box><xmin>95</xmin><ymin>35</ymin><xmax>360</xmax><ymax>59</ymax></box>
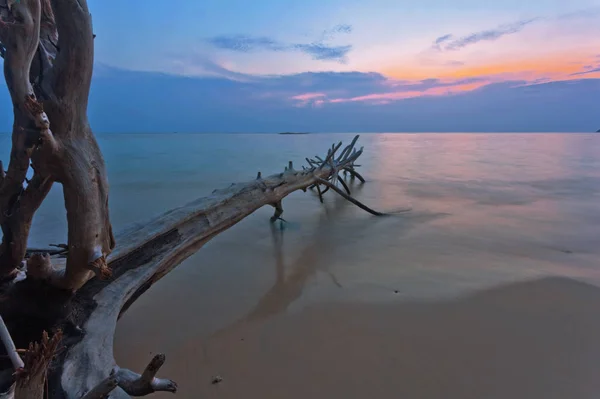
<box><xmin>116</xmin><ymin>276</ymin><xmax>600</xmax><ymax>399</ymax></box>
<box><xmin>192</xmin><ymin>276</ymin><xmax>600</xmax><ymax>399</ymax></box>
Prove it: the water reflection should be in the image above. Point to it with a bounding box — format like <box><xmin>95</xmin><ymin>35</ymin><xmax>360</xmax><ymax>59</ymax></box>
<box><xmin>214</xmin><ymin>191</ymin><xmax>355</xmax><ymax>330</ymax></box>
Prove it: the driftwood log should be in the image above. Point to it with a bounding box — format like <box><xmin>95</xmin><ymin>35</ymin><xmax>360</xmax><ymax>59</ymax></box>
<box><xmin>0</xmin><ymin>135</ymin><xmax>381</xmax><ymax>399</ymax></box>
<box><xmin>0</xmin><ymin>0</ymin><xmax>387</xmax><ymax>397</ymax></box>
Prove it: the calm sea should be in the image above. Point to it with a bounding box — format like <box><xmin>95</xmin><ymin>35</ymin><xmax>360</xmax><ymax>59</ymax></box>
<box><xmin>2</xmin><ymin>132</ymin><xmax>600</xmax><ymax>395</ymax></box>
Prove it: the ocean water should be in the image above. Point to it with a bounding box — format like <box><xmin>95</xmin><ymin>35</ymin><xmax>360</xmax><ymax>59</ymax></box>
<box><xmin>2</xmin><ymin>133</ymin><xmax>600</xmax><ymax>395</ymax></box>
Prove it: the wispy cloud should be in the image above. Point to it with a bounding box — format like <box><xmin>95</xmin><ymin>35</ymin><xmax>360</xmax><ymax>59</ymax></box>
<box><xmin>290</xmin><ymin>92</ymin><xmax>327</xmax><ymax>107</ymax></box>
<box><xmin>168</xmin><ymin>54</ymin><xmax>259</xmax><ymax>81</ymax></box>
<box><xmin>432</xmin><ymin>34</ymin><xmax>453</xmax><ymax>50</ymax></box>
<box><xmin>557</xmin><ymin>6</ymin><xmax>600</xmax><ymax>20</ymax></box>
<box><xmin>293</xmin><ymin>44</ymin><xmax>352</xmax><ymax>62</ymax></box>
<box><xmin>207</xmin><ymin>35</ymin><xmax>285</xmax><ymax>52</ymax></box>
<box><xmin>433</xmin><ymin>18</ymin><xmax>538</xmax><ymax>52</ymax></box>
<box><xmin>571</xmin><ymin>64</ymin><xmax>600</xmax><ymax>76</ymax></box>
<box><xmin>288</xmin><ymin>75</ymin><xmax>492</xmax><ymax>106</ymax></box>
<box><xmin>206</xmin><ymin>25</ymin><xmax>353</xmax><ymax>63</ymax></box>
<box><xmin>319</xmin><ymin>24</ymin><xmax>353</xmax><ymax>41</ymax></box>
<box><xmin>435</xmin><ymin>34</ymin><xmax>453</xmax><ymax>45</ymax></box>
<box><xmin>327</xmin><ymin>81</ymin><xmax>490</xmax><ymax>104</ymax></box>
<box><xmin>444</xmin><ymin>60</ymin><xmax>465</xmax><ymax>67</ymax></box>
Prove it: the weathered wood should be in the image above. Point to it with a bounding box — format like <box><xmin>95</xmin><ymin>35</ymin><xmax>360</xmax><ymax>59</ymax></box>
<box><xmin>337</xmin><ymin>175</ymin><xmax>352</xmax><ymax>195</ymax></box>
<box><xmin>57</xmin><ymin>138</ymin><xmax>378</xmax><ymax>398</ymax></box>
<box><xmin>0</xmin><ymin>0</ymin><xmax>54</xmax><ymax>278</ymax></box>
<box><xmin>0</xmin><ymin>135</ymin><xmax>385</xmax><ymax>398</ymax></box>
<box><xmin>0</xmin><ymin>0</ymin><xmax>116</xmax><ymax>290</ymax></box>
<box><xmin>344</xmin><ymin>167</ymin><xmax>366</xmax><ymax>183</ymax></box>
<box><xmin>0</xmin><ymin>2</ymin><xmax>391</xmax><ymax>397</ymax></box>
<box><xmin>113</xmin><ymin>354</ymin><xmax>177</xmax><ymax>396</ymax></box>
<box><xmin>270</xmin><ymin>201</ymin><xmax>285</xmax><ymax>222</ymax></box>
<box><xmin>80</xmin><ymin>374</ymin><xmax>118</xmax><ymax>399</ymax></box>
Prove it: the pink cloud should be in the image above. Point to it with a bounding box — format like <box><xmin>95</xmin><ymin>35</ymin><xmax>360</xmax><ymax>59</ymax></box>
<box><xmin>291</xmin><ymin>92</ymin><xmax>327</xmax><ymax>101</ymax></box>
<box><xmin>328</xmin><ymin>81</ymin><xmax>489</xmax><ymax>104</ymax></box>
<box><xmin>290</xmin><ymin>92</ymin><xmax>328</xmax><ymax>107</ymax></box>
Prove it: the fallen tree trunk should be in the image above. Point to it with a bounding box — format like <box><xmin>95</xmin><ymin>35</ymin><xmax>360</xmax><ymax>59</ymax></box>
<box><xmin>0</xmin><ymin>1</ymin><xmax>390</xmax><ymax>397</ymax></box>
<box><xmin>0</xmin><ymin>135</ymin><xmax>387</xmax><ymax>398</ymax></box>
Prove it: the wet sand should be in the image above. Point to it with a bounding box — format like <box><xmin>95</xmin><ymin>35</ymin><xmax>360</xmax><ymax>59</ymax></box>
<box><xmin>196</xmin><ymin>276</ymin><xmax>600</xmax><ymax>399</ymax></box>
<box><xmin>124</xmin><ymin>276</ymin><xmax>600</xmax><ymax>399</ymax></box>
<box><xmin>113</xmin><ymin>194</ymin><xmax>600</xmax><ymax>398</ymax></box>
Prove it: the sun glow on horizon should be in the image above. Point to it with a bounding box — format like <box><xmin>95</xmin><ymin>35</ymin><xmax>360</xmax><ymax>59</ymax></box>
<box><xmin>380</xmin><ymin>51</ymin><xmax>600</xmax><ymax>83</ymax></box>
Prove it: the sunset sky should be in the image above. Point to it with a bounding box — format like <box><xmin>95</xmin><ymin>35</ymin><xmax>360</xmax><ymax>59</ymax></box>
<box><xmin>88</xmin><ymin>0</ymin><xmax>600</xmax><ymax>104</ymax></box>
<box><xmin>1</xmin><ymin>0</ymin><xmax>600</xmax><ymax>132</ymax></box>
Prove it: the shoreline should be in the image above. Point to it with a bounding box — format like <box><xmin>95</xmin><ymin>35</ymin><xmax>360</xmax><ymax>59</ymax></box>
<box><xmin>117</xmin><ymin>276</ymin><xmax>600</xmax><ymax>399</ymax></box>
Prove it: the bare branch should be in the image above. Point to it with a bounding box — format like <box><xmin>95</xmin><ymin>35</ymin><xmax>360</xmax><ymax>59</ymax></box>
<box><xmin>140</xmin><ymin>354</ymin><xmax>166</xmax><ymax>383</ymax></box>
<box><xmin>0</xmin><ymin>173</ymin><xmax>53</xmax><ymax>274</ymax></box>
<box><xmin>29</xmin><ymin>0</ymin><xmax>57</xmax><ymax>100</ymax></box>
<box><xmin>315</xmin><ymin>182</ymin><xmax>324</xmax><ymax>203</ymax></box>
<box><xmin>337</xmin><ymin>175</ymin><xmax>351</xmax><ymax>195</ymax></box>
<box><xmin>316</xmin><ymin>177</ymin><xmax>385</xmax><ymax>216</ymax></box>
<box><xmin>80</xmin><ymin>374</ymin><xmax>118</xmax><ymax>399</ymax></box>
<box><xmin>49</xmin><ymin>0</ymin><xmax>94</xmax><ymax>104</ymax></box>
<box><xmin>344</xmin><ymin>167</ymin><xmax>366</xmax><ymax>183</ymax></box>
<box><xmin>337</xmin><ymin>134</ymin><xmax>360</xmax><ymax>162</ymax></box>
<box><xmin>114</xmin><ymin>354</ymin><xmax>177</xmax><ymax>396</ymax></box>
<box><xmin>322</xmin><ymin>141</ymin><xmax>342</xmax><ymax>167</ymax></box>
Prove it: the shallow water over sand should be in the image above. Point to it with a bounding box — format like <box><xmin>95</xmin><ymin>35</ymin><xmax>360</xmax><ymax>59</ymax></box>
<box><xmin>2</xmin><ymin>133</ymin><xmax>600</xmax><ymax>397</ymax></box>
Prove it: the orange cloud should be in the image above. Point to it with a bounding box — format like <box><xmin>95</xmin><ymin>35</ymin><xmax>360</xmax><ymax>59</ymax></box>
<box><xmin>289</xmin><ymin>50</ymin><xmax>600</xmax><ymax>106</ymax></box>
<box><xmin>381</xmin><ymin>52</ymin><xmax>600</xmax><ymax>83</ymax></box>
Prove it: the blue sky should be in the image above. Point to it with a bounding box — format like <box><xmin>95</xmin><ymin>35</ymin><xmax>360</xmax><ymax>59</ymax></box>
<box><xmin>2</xmin><ymin>0</ymin><xmax>600</xmax><ymax>132</ymax></box>
<box><xmin>88</xmin><ymin>0</ymin><xmax>600</xmax><ymax>77</ymax></box>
